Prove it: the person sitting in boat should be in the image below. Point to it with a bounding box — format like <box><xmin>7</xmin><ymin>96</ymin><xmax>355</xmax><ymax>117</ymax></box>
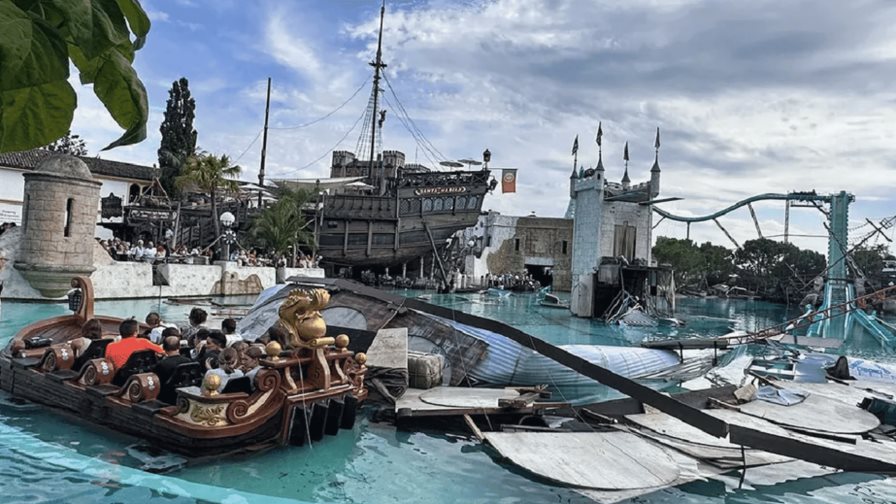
<box><xmin>256</xmin><ymin>324</ymin><xmax>288</xmax><ymax>347</ymax></box>
<box><xmin>189</xmin><ymin>327</ymin><xmax>210</xmax><ymax>360</ymax></box>
<box><xmin>182</xmin><ymin>308</ymin><xmax>208</xmax><ymax>344</ymax></box>
<box><xmin>198</xmin><ymin>330</ymin><xmax>227</xmax><ymax>370</ymax></box>
<box><xmin>71</xmin><ymin>318</ymin><xmax>104</xmax><ymax>358</ymax></box>
<box><xmin>221</xmin><ymin>318</ymin><xmax>242</xmax><ymax>347</ymax></box>
<box><xmin>105</xmin><ymin>319</ymin><xmax>163</xmax><ymax>370</ymax></box>
<box><xmin>204</xmin><ymin>348</ymin><xmax>244</xmax><ymax>392</ymax></box>
<box><xmin>155</xmin><ymin>335</ymin><xmax>191</xmax><ymax>385</ymax></box>
<box><xmin>240</xmin><ymin>346</ymin><xmax>264</xmax><ymax>387</ymax></box>
<box><xmin>143</xmin><ymin>312</ymin><xmax>174</xmax><ymax>344</ymax></box>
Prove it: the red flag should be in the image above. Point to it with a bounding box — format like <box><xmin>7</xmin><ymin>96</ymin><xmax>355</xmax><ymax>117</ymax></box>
<box><xmin>501</xmin><ymin>169</ymin><xmax>517</xmax><ymax>193</ymax></box>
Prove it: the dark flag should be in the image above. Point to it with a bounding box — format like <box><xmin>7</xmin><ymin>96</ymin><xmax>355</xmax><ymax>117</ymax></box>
<box><xmin>623</xmin><ymin>141</ymin><xmax>629</xmax><ymax>161</ymax></box>
<box><xmin>571</xmin><ymin>135</ymin><xmax>579</xmax><ymax>155</ymax></box>
<box><xmin>655</xmin><ymin>127</ymin><xmax>661</xmax><ymax>150</ymax></box>
<box><xmin>596</xmin><ymin>122</ymin><xmax>603</xmax><ymax>146</ymax></box>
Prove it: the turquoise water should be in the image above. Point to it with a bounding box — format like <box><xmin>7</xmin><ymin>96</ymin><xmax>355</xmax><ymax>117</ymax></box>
<box><xmin>1</xmin><ymin>294</ymin><xmax>896</xmax><ymax>503</ymax></box>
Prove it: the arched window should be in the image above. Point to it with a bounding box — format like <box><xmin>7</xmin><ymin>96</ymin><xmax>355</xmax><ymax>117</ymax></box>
<box><xmin>423</xmin><ymin>198</ymin><xmax>433</xmax><ymax>212</ymax></box>
<box><xmin>456</xmin><ymin>195</ymin><xmax>467</xmax><ymax>210</ymax></box>
<box><xmin>434</xmin><ymin>198</ymin><xmax>444</xmax><ymax>211</ymax></box>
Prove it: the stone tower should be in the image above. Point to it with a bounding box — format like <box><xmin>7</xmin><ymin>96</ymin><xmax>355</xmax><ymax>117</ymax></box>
<box><xmin>15</xmin><ymin>155</ymin><xmax>101</xmax><ymax>297</ymax></box>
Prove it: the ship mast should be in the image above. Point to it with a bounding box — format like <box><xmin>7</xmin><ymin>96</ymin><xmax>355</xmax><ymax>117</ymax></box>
<box><xmin>367</xmin><ymin>1</ymin><xmax>387</xmax><ymax>179</ymax></box>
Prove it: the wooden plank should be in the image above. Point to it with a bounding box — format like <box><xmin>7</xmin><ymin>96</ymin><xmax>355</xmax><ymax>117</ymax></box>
<box><xmin>483</xmin><ymin>431</ymin><xmax>680</xmax><ymax>490</ymax></box>
<box><xmin>364</xmin><ymin>328</ymin><xmax>408</xmax><ymax>370</ymax></box>
<box><xmin>419</xmin><ymin>387</ymin><xmax>519</xmax><ymax>408</ymax></box>
<box><xmin>463</xmin><ymin>414</ymin><xmax>484</xmax><ymax>441</ymax></box>
<box><xmin>739</xmin><ymin>392</ymin><xmax>880</xmax><ymax>434</ymax></box>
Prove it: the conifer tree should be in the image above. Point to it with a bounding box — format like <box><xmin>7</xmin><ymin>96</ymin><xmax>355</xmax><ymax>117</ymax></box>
<box><xmin>158</xmin><ymin>78</ymin><xmax>197</xmax><ymax>196</ymax></box>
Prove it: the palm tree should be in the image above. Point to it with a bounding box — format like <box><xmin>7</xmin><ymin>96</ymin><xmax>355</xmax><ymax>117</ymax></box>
<box><xmin>251</xmin><ymin>185</ymin><xmax>314</xmax><ymax>264</ymax></box>
<box><xmin>175</xmin><ymin>152</ymin><xmax>241</xmax><ymax>238</ymax></box>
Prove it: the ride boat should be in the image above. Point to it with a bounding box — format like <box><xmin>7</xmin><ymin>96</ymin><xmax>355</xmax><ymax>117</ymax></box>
<box><xmin>0</xmin><ymin>277</ymin><xmax>368</xmax><ymax>456</ymax></box>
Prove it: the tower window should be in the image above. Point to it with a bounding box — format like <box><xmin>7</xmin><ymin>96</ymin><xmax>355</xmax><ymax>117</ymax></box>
<box><xmin>64</xmin><ymin>198</ymin><xmax>74</xmax><ymax>237</ymax></box>
<box><xmin>514</xmin><ymin>238</ymin><xmax>521</xmax><ymax>252</ymax></box>
<box><xmin>562</xmin><ymin>240</ymin><xmax>568</xmax><ymax>255</ymax></box>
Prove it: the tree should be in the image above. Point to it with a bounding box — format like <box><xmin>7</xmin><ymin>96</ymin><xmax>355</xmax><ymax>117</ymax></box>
<box><xmin>0</xmin><ymin>0</ymin><xmax>151</xmax><ymax>152</ymax></box>
<box><xmin>852</xmin><ymin>244</ymin><xmax>892</xmax><ymax>288</ymax></box>
<box><xmin>251</xmin><ymin>186</ymin><xmax>314</xmax><ymax>264</ymax></box>
<box><xmin>652</xmin><ymin>237</ymin><xmax>703</xmax><ymax>287</ymax></box>
<box><xmin>158</xmin><ymin>78</ymin><xmax>197</xmax><ymax>196</ymax></box>
<box><xmin>175</xmin><ymin>152</ymin><xmax>241</xmax><ymax>238</ymax></box>
<box><xmin>698</xmin><ymin>241</ymin><xmax>735</xmax><ymax>286</ymax></box>
<box><xmin>44</xmin><ymin>130</ymin><xmax>88</xmax><ymax>156</ymax></box>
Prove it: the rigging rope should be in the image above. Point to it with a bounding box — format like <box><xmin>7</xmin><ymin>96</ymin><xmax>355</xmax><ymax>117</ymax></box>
<box><xmin>293</xmin><ymin>109</ymin><xmax>367</xmax><ymax>173</ymax></box>
<box><xmin>383</xmin><ymin>74</ymin><xmax>449</xmax><ymax>163</ymax></box>
<box><xmin>269</xmin><ymin>77</ymin><xmax>370</xmax><ymax>130</ymax></box>
<box><xmin>382</xmin><ymin>94</ymin><xmax>439</xmax><ymax>168</ymax></box>
<box><xmin>231</xmin><ymin>128</ymin><xmax>263</xmax><ymax>164</ymax></box>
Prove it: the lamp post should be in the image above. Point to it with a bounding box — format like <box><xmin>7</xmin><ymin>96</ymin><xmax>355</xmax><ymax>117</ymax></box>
<box><xmin>219</xmin><ymin>211</ymin><xmax>236</xmax><ymax>262</ymax></box>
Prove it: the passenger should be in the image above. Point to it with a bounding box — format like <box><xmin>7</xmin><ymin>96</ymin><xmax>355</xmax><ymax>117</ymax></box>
<box><xmin>231</xmin><ymin>340</ymin><xmax>249</xmax><ymax>354</ymax></box>
<box><xmin>257</xmin><ymin>324</ymin><xmax>288</xmax><ymax>347</ymax></box>
<box><xmin>204</xmin><ymin>348</ymin><xmax>244</xmax><ymax>392</ymax></box>
<box><xmin>182</xmin><ymin>307</ymin><xmax>208</xmax><ymax>344</ymax></box>
<box><xmin>155</xmin><ymin>335</ymin><xmax>191</xmax><ymax>385</ymax></box>
<box><xmin>240</xmin><ymin>346</ymin><xmax>264</xmax><ymax>385</ymax></box>
<box><xmin>221</xmin><ymin>318</ymin><xmax>242</xmax><ymax>347</ymax></box>
<box><xmin>71</xmin><ymin>318</ymin><xmax>104</xmax><ymax>358</ymax></box>
<box><xmin>142</xmin><ymin>241</ymin><xmax>157</xmax><ymax>262</ymax></box>
<box><xmin>199</xmin><ymin>330</ymin><xmax>227</xmax><ymax>370</ymax></box>
<box><xmin>130</xmin><ymin>240</ymin><xmax>144</xmax><ymax>261</ymax></box>
<box><xmin>190</xmin><ymin>328</ymin><xmax>210</xmax><ymax>360</ymax></box>
<box><xmin>143</xmin><ymin>312</ymin><xmax>170</xmax><ymax>344</ymax></box>
<box><xmin>105</xmin><ymin>319</ymin><xmax>163</xmax><ymax>370</ymax></box>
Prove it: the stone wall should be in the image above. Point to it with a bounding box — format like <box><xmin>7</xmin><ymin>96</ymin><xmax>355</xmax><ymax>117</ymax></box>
<box><xmin>598</xmin><ymin>200</ymin><xmax>653</xmax><ymax>263</ymax></box>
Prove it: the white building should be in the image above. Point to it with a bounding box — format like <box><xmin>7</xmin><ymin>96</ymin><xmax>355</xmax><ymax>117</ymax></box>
<box><xmin>0</xmin><ymin>149</ymin><xmax>159</xmax><ymax>238</ymax></box>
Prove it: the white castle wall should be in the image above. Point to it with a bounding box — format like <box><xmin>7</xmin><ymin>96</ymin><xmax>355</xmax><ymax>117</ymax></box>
<box><xmin>0</xmin><ymin>226</ymin><xmax>324</xmax><ymax>301</ymax></box>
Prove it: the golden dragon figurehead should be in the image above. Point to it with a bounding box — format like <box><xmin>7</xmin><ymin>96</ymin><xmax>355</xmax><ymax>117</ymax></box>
<box><xmin>277</xmin><ymin>288</ymin><xmax>331</xmax><ymax>348</ymax></box>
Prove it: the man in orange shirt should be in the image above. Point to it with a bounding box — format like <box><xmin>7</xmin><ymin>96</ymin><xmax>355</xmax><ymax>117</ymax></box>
<box><xmin>106</xmin><ymin>319</ymin><xmax>164</xmax><ymax>370</ymax></box>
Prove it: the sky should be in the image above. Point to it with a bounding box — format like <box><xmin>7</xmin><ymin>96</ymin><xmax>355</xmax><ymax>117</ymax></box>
<box><xmin>70</xmin><ymin>0</ymin><xmax>896</xmax><ymax>255</ymax></box>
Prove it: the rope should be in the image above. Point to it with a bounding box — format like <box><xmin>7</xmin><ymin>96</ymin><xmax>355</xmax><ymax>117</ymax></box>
<box><xmin>269</xmin><ymin>77</ymin><xmax>370</xmax><ymax>130</ymax></box>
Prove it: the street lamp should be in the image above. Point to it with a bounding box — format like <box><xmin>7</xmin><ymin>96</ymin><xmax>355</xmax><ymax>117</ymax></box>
<box><xmin>219</xmin><ymin>211</ymin><xmax>236</xmax><ymax>261</ymax></box>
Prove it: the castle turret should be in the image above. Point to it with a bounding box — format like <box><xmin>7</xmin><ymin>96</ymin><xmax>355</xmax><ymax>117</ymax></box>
<box><xmin>331</xmin><ymin>150</ymin><xmax>356</xmax><ymax>177</ymax></box>
<box><xmin>621</xmin><ymin>141</ymin><xmax>631</xmax><ymax>190</ymax></box>
<box><xmin>15</xmin><ymin>155</ymin><xmax>101</xmax><ymax>297</ymax></box>
<box><xmin>650</xmin><ymin>127</ymin><xmax>661</xmax><ymax>198</ymax></box>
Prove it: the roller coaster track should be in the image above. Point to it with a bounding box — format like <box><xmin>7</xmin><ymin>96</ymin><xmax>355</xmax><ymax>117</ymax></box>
<box><xmin>651</xmin><ymin>192</ymin><xmax>831</xmax><ymax>223</ymax></box>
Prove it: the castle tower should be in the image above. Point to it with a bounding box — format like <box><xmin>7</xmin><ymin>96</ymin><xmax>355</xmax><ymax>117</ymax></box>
<box><xmin>15</xmin><ymin>155</ymin><xmax>101</xmax><ymax>297</ymax></box>
<box><xmin>650</xmin><ymin>127</ymin><xmax>661</xmax><ymax>198</ymax></box>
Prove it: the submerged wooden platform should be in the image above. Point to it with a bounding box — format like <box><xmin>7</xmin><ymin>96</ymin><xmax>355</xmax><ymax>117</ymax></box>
<box><xmin>395</xmin><ymin>387</ymin><xmax>567</xmax><ymax>418</ymax></box>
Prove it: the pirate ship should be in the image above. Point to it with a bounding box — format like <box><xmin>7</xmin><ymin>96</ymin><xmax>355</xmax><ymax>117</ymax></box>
<box><xmin>271</xmin><ymin>3</ymin><xmax>496</xmax><ymax>278</ymax></box>
<box><xmin>0</xmin><ymin>277</ymin><xmax>368</xmax><ymax>456</ymax></box>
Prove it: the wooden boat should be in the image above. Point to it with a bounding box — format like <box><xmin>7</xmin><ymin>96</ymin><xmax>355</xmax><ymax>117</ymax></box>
<box><xmin>0</xmin><ymin>277</ymin><xmax>368</xmax><ymax>457</ymax></box>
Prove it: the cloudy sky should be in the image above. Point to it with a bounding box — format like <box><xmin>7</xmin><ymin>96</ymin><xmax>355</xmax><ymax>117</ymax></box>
<box><xmin>71</xmin><ymin>0</ymin><xmax>896</xmax><ymax>254</ymax></box>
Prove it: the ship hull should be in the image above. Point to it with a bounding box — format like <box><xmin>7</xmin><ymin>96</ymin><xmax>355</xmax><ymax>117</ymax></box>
<box><xmin>316</xmin><ymin>169</ymin><xmax>491</xmax><ymax>269</ymax></box>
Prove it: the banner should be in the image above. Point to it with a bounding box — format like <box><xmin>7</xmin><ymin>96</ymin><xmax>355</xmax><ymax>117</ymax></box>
<box><xmin>501</xmin><ymin>169</ymin><xmax>517</xmax><ymax>193</ymax></box>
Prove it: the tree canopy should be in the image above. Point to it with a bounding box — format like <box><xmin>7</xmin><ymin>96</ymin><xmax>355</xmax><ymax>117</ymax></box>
<box><xmin>653</xmin><ymin>235</ymin><xmax>827</xmax><ymax>303</ymax></box>
<box><xmin>0</xmin><ymin>0</ymin><xmax>151</xmax><ymax>152</ymax></box>
<box><xmin>158</xmin><ymin>77</ymin><xmax>197</xmax><ymax>196</ymax></box>
<box><xmin>175</xmin><ymin>152</ymin><xmax>241</xmax><ymax>238</ymax></box>
<box><xmin>250</xmin><ymin>186</ymin><xmax>314</xmax><ymax>262</ymax></box>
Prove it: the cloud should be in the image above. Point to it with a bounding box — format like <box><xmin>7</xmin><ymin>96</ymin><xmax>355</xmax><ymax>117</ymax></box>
<box><xmin>65</xmin><ymin>0</ymin><xmax>896</xmax><ymax>257</ymax></box>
